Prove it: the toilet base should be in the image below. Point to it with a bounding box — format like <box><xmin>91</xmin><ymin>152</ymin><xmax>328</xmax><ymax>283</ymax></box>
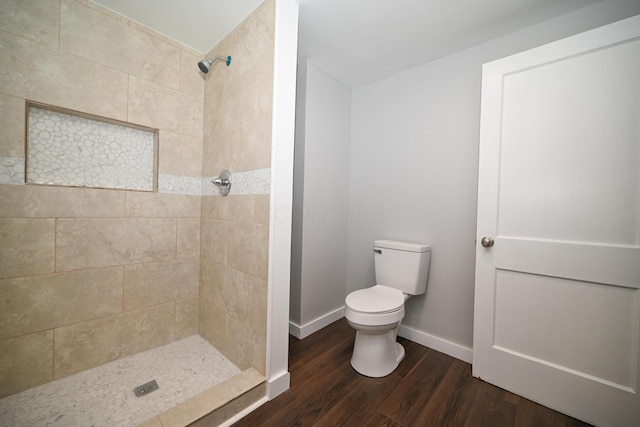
<box><xmin>350</xmin><ymin>327</ymin><xmax>405</xmax><ymax>378</ymax></box>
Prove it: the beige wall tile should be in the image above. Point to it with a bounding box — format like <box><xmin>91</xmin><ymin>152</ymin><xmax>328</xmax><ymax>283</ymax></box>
<box><xmin>202</xmin><ymin>195</ymin><xmax>254</xmax><ymax>221</ymax></box>
<box><xmin>209</xmin><ymin>67</ymin><xmax>272</xmax><ymax>142</ymax></box>
<box><xmin>181</xmin><ymin>50</ymin><xmax>205</xmax><ymax>98</ymax></box>
<box><xmin>251</xmin><ymin>277</ymin><xmax>268</xmax><ymax>337</ymax></box>
<box><xmin>200</xmin><ymin>280</ymin><xmax>261</xmax><ymax>370</ymax></box>
<box><xmin>209</xmin><ymin>0</ymin><xmax>275</xmax><ymax>78</ymax></box>
<box><xmin>199</xmin><ymin>258</ymin><xmax>217</xmax><ymax>303</ymax></box>
<box><xmin>176</xmin><ymin>297</ymin><xmax>198</xmax><ymax>339</ymax></box>
<box><xmin>70</xmin><ymin>0</ymin><xmax>130</xmax><ymax>24</ymax></box>
<box><xmin>126</xmin><ymin>19</ymin><xmax>201</xmax><ymax>56</ymax></box>
<box><xmin>202</xmin><ymin>0</ymin><xmax>275</xmax><ymax>177</ymax></box>
<box><xmin>223</xmin><ymin>315</ymin><xmax>261</xmax><ymax>370</ymax></box>
<box><xmin>255</xmin><ymin>56</ymin><xmax>275</xmax><ymax>115</ymax></box>
<box><xmin>0</xmin><ymin>0</ymin><xmax>275</xmax><ymax>396</ymax></box>
<box><xmin>201</xmin><ymin>83</ymin><xmax>219</xmax><ymax>113</ymax></box>
<box><xmin>54</xmin><ymin>303</ymin><xmax>175</xmax><ymax>378</ymax></box>
<box><xmin>0</xmin><ymin>267</ymin><xmax>123</xmax><ymax>340</ymax></box>
<box><xmin>253</xmin><ymin>194</ymin><xmax>270</xmax><ymax>225</ymax></box>
<box><xmin>177</xmin><ymin>218</ymin><xmax>200</xmax><ymax>259</ymax></box>
<box><xmin>60</xmin><ymin>0</ymin><xmax>181</xmax><ymax>90</ymax></box>
<box><xmin>128</xmin><ymin>76</ymin><xmax>203</xmax><ymax>138</ymax></box>
<box><xmin>226</xmin><ymin>221</ymin><xmax>269</xmax><ymax>280</ymax></box>
<box><xmin>201</xmin><ymin>125</ymin><xmax>225</xmax><ymax>177</ymax></box>
<box><xmin>198</xmin><ymin>298</ymin><xmax>226</xmax><ymax>351</ymax></box>
<box><xmin>0</xmin><ymin>218</ymin><xmax>54</xmax><ymax>279</ymax></box>
<box><xmin>0</xmin><ymin>94</ymin><xmax>25</xmax><ymax>157</ymax></box>
<box><xmin>197</xmin><ymin>0</ymin><xmax>275</xmax><ymax>375</ymax></box>
<box><xmin>201</xmin><ymin>219</ymin><xmax>268</xmax><ymax>279</ymax></box>
<box><xmin>0</xmin><ymin>331</ymin><xmax>53</xmax><ymax>398</ymax></box>
<box><xmin>0</xmin><ymin>185</ymin><xmax>125</xmax><ymax>218</ymax></box>
<box><xmin>208</xmin><ymin>79</ymin><xmax>243</xmax><ymax>136</ymax></box>
<box><xmin>227</xmin><ymin>112</ymin><xmax>272</xmax><ymax>171</ymax></box>
<box><xmin>175</xmin><ymin>258</ymin><xmax>200</xmax><ymax>297</ymax></box>
<box><xmin>203</xmin><ymin>69</ymin><xmax>224</xmax><ymax>102</ymax></box>
<box><xmin>200</xmin><ymin>218</ymin><xmax>228</xmax><ymax>265</ymax></box>
<box><xmin>123</xmin><ymin>258</ymin><xmax>198</xmax><ymax>311</ymax></box>
<box><xmin>0</xmin><ymin>0</ymin><xmax>276</xmax><ymax>393</ymax></box>
<box><xmin>201</xmin><ymin>261</ymin><xmax>253</xmax><ymax>321</ymax></box>
<box><xmin>251</xmin><ymin>333</ymin><xmax>266</xmax><ymax>374</ymax></box>
<box><xmin>125</xmin><ymin>191</ymin><xmax>200</xmax><ymax>218</ymax></box>
<box><xmin>203</xmin><ymin>80</ymin><xmax>222</xmax><ymax>130</ymax></box>
<box><xmin>0</xmin><ymin>0</ymin><xmax>59</xmax><ymax>48</ymax></box>
<box><xmin>158</xmin><ymin>130</ymin><xmax>203</xmax><ymax>178</ymax></box>
<box><xmin>56</xmin><ymin>218</ymin><xmax>176</xmax><ymax>271</ymax></box>
<box><xmin>231</xmin><ymin>71</ymin><xmax>261</xmax><ymax>124</ymax></box>
<box><xmin>0</xmin><ymin>32</ymin><xmax>128</xmax><ymax>121</ymax></box>
<box><xmin>200</xmin><ymin>196</ymin><xmax>215</xmax><ymax>219</ymax></box>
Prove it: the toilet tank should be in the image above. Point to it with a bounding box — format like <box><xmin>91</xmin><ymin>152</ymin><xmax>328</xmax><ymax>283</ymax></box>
<box><xmin>374</xmin><ymin>240</ymin><xmax>431</xmax><ymax>295</ymax></box>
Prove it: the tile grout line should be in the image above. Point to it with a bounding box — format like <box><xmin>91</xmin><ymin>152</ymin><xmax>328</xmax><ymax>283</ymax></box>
<box><xmin>53</xmin><ymin>217</ymin><xmax>58</xmax><ymax>273</ymax></box>
<box><xmin>51</xmin><ymin>327</ymin><xmax>56</xmax><ymax>383</ymax></box>
<box><xmin>57</xmin><ymin>0</ymin><xmax>61</xmax><ymax>50</ymax></box>
<box><xmin>121</xmin><ymin>265</ymin><xmax>125</xmax><ymax>314</ymax></box>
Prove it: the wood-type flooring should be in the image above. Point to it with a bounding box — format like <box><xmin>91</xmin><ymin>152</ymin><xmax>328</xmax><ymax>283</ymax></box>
<box><xmin>233</xmin><ymin>318</ymin><xmax>592</xmax><ymax>427</ymax></box>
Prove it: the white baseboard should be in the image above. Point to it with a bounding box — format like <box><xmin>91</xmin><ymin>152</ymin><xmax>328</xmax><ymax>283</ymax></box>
<box><xmin>288</xmin><ymin>309</ymin><xmax>472</xmax><ymax>363</ymax></box>
<box><xmin>266</xmin><ymin>370</ymin><xmax>290</xmax><ymax>400</ymax></box>
<box><xmin>288</xmin><ymin>321</ymin><xmax>300</xmax><ymax>337</ymax></box>
<box><xmin>289</xmin><ymin>306</ymin><xmax>345</xmax><ymax>339</ymax></box>
<box><xmin>398</xmin><ymin>324</ymin><xmax>473</xmax><ymax>363</ymax></box>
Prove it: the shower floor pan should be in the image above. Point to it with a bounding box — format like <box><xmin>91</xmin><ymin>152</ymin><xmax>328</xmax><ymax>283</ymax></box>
<box><xmin>0</xmin><ymin>335</ymin><xmax>263</xmax><ymax>426</ymax></box>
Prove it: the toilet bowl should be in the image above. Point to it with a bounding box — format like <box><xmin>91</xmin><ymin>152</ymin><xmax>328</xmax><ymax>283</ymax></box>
<box><xmin>345</xmin><ymin>285</ymin><xmax>408</xmax><ymax>377</ymax></box>
<box><xmin>344</xmin><ymin>240</ymin><xmax>431</xmax><ymax>378</ymax></box>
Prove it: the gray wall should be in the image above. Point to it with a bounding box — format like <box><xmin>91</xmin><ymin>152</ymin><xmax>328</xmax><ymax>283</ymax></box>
<box><xmin>347</xmin><ymin>1</ymin><xmax>640</xmax><ymax>354</ymax></box>
<box><xmin>291</xmin><ymin>1</ymin><xmax>640</xmax><ymax>357</ymax></box>
<box><xmin>290</xmin><ymin>61</ymin><xmax>351</xmax><ymax>337</ymax></box>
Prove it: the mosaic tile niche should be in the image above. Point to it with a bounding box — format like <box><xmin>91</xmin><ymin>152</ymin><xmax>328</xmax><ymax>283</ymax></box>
<box><xmin>27</xmin><ymin>105</ymin><xmax>157</xmax><ymax>191</ymax></box>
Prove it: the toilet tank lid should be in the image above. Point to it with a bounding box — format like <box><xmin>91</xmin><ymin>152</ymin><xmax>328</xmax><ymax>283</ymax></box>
<box><xmin>375</xmin><ymin>240</ymin><xmax>430</xmax><ymax>253</ymax></box>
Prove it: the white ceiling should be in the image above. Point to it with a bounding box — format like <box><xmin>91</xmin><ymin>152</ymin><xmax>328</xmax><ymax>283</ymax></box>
<box><xmin>91</xmin><ymin>0</ymin><xmax>599</xmax><ymax>88</ymax></box>
<box><xmin>297</xmin><ymin>0</ymin><xmax>598</xmax><ymax>87</ymax></box>
<box><xmin>90</xmin><ymin>0</ymin><xmax>265</xmax><ymax>53</ymax></box>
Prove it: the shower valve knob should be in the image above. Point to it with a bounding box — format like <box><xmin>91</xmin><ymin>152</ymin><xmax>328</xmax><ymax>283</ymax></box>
<box><xmin>211</xmin><ymin>169</ymin><xmax>231</xmax><ymax>196</ymax></box>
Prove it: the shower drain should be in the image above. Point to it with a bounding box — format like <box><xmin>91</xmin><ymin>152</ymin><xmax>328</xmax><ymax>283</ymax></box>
<box><xmin>133</xmin><ymin>380</ymin><xmax>159</xmax><ymax>397</ymax></box>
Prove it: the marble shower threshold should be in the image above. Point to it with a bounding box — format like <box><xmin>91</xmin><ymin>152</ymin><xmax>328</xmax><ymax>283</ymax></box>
<box><xmin>0</xmin><ymin>334</ymin><xmax>262</xmax><ymax>426</ymax></box>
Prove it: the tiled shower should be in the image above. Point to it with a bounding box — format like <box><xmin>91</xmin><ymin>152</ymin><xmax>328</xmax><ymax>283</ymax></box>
<box><xmin>0</xmin><ymin>0</ymin><xmax>274</xmax><ymax>424</ymax></box>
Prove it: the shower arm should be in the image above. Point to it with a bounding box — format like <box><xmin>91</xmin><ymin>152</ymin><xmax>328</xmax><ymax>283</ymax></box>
<box><xmin>208</xmin><ymin>55</ymin><xmax>232</xmax><ymax>66</ymax></box>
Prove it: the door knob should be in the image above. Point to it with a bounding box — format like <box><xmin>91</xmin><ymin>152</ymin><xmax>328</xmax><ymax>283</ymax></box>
<box><xmin>481</xmin><ymin>236</ymin><xmax>494</xmax><ymax>248</ymax></box>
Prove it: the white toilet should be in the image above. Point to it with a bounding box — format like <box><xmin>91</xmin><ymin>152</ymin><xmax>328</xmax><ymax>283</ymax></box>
<box><xmin>345</xmin><ymin>240</ymin><xmax>431</xmax><ymax>377</ymax></box>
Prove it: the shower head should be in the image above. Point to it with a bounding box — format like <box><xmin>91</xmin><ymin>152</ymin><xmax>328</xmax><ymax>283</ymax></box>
<box><xmin>197</xmin><ymin>55</ymin><xmax>232</xmax><ymax>73</ymax></box>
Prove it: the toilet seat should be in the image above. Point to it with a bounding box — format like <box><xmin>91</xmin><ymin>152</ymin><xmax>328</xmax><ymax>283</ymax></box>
<box><xmin>346</xmin><ymin>285</ymin><xmax>404</xmax><ymax>314</ymax></box>
<box><xmin>345</xmin><ymin>285</ymin><xmax>405</xmax><ymax>326</ymax></box>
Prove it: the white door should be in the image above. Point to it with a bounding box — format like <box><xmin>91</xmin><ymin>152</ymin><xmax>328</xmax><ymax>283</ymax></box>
<box><xmin>473</xmin><ymin>15</ymin><xmax>640</xmax><ymax>427</ymax></box>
